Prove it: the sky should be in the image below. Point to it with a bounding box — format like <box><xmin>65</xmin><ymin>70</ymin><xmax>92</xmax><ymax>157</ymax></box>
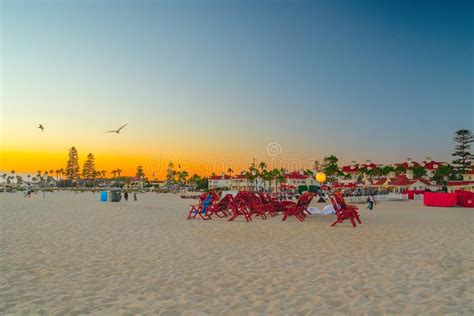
<box><xmin>1</xmin><ymin>0</ymin><xmax>473</xmax><ymax>178</ymax></box>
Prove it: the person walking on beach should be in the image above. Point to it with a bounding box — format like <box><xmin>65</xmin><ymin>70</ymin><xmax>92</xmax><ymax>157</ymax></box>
<box><xmin>124</xmin><ymin>191</ymin><xmax>129</xmax><ymax>201</ymax></box>
<box><xmin>133</xmin><ymin>192</ymin><xmax>137</xmax><ymax>202</ymax></box>
<box><xmin>367</xmin><ymin>193</ymin><xmax>376</xmax><ymax>210</ymax></box>
<box><xmin>24</xmin><ymin>184</ymin><xmax>32</xmax><ymax>198</ymax></box>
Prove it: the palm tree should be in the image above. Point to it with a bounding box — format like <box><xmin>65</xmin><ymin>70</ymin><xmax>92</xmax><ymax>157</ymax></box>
<box><xmin>27</xmin><ymin>174</ymin><xmax>31</xmax><ymax>183</ymax></box>
<box><xmin>16</xmin><ymin>175</ymin><xmax>23</xmax><ymax>186</ymax></box>
<box><xmin>227</xmin><ymin>168</ymin><xmax>234</xmax><ymax>176</ymax></box>
<box><xmin>116</xmin><ymin>169</ymin><xmax>122</xmax><ymax>177</ymax></box>
<box><xmin>112</xmin><ymin>170</ymin><xmax>117</xmax><ymax>178</ymax></box>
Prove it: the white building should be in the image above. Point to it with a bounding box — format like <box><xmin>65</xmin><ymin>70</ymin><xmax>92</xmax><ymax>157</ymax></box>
<box><xmin>208</xmin><ymin>175</ymin><xmax>232</xmax><ymax>190</ymax></box>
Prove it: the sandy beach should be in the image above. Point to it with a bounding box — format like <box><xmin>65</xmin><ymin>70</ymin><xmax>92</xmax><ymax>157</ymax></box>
<box><xmin>0</xmin><ymin>192</ymin><xmax>472</xmax><ymax>315</ymax></box>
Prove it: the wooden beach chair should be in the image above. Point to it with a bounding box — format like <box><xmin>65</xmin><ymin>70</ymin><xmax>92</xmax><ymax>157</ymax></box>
<box><xmin>187</xmin><ymin>191</ymin><xmax>219</xmax><ymax>220</ymax></box>
<box><xmin>207</xmin><ymin>193</ymin><xmax>233</xmax><ymax>218</ymax></box>
<box><xmin>258</xmin><ymin>192</ymin><xmax>281</xmax><ymax>216</ymax></box>
<box><xmin>228</xmin><ymin>193</ymin><xmax>253</xmax><ymax>222</ymax></box>
<box><xmin>329</xmin><ymin>192</ymin><xmax>361</xmax><ymax>227</ymax></box>
<box><xmin>281</xmin><ymin>192</ymin><xmax>315</xmax><ymax>221</ymax></box>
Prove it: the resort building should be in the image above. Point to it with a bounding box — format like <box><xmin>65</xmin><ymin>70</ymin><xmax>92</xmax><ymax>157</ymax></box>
<box><xmin>447</xmin><ymin>170</ymin><xmax>474</xmax><ymax>193</ymax></box>
<box><xmin>422</xmin><ymin>157</ymin><xmax>447</xmax><ymax>178</ymax></box>
<box><xmin>370</xmin><ymin>175</ymin><xmax>438</xmax><ymax>192</ymax></box>
<box><xmin>208</xmin><ymin>174</ymin><xmax>232</xmax><ymax>190</ymax></box>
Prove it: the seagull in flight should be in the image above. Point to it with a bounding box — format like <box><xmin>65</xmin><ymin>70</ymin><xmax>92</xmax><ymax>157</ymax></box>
<box><xmin>38</xmin><ymin>124</ymin><xmax>44</xmax><ymax>131</ymax></box>
<box><xmin>106</xmin><ymin>123</ymin><xmax>128</xmax><ymax>134</ymax></box>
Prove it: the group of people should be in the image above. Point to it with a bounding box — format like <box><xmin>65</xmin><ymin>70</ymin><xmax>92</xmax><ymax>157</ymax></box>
<box><xmin>123</xmin><ymin>191</ymin><xmax>138</xmax><ymax>202</ymax></box>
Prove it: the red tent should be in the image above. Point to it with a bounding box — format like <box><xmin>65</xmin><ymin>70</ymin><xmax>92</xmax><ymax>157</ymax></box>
<box><xmin>455</xmin><ymin>190</ymin><xmax>474</xmax><ymax>208</ymax></box>
<box><xmin>424</xmin><ymin>192</ymin><xmax>458</xmax><ymax>207</ymax></box>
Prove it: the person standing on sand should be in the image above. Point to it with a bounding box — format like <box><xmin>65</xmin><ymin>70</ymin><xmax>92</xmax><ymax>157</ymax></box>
<box><xmin>24</xmin><ymin>184</ymin><xmax>32</xmax><ymax>198</ymax></box>
<box><xmin>133</xmin><ymin>192</ymin><xmax>137</xmax><ymax>201</ymax></box>
<box><xmin>124</xmin><ymin>191</ymin><xmax>129</xmax><ymax>201</ymax></box>
<box><xmin>368</xmin><ymin>193</ymin><xmax>376</xmax><ymax>210</ymax></box>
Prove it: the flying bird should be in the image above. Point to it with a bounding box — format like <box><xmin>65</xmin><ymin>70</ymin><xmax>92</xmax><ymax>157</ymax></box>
<box><xmin>38</xmin><ymin>124</ymin><xmax>44</xmax><ymax>131</ymax></box>
<box><xmin>106</xmin><ymin>123</ymin><xmax>128</xmax><ymax>134</ymax></box>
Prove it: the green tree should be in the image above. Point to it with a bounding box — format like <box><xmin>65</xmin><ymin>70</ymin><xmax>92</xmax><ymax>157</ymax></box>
<box><xmin>65</xmin><ymin>146</ymin><xmax>80</xmax><ymax>182</ymax></box>
<box><xmin>177</xmin><ymin>170</ymin><xmax>188</xmax><ymax>183</ymax></box>
<box><xmin>452</xmin><ymin>129</ymin><xmax>473</xmax><ymax>176</ymax></box>
<box><xmin>412</xmin><ymin>165</ymin><xmax>427</xmax><ymax>178</ymax></box>
<box><xmin>382</xmin><ymin>165</ymin><xmax>395</xmax><ymax>176</ymax></box>
<box><xmin>322</xmin><ymin>155</ymin><xmax>340</xmax><ymax>182</ymax></box>
<box><xmin>136</xmin><ymin>165</ymin><xmax>146</xmax><ymax>180</ymax></box>
<box><xmin>196</xmin><ymin>176</ymin><xmax>208</xmax><ymax>190</ymax></box>
<box><xmin>82</xmin><ymin>153</ymin><xmax>96</xmax><ymax>180</ymax></box>
<box><xmin>166</xmin><ymin>162</ymin><xmax>176</xmax><ymax>183</ymax></box>
<box><xmin>395</xmin><ymin>165</ymin><xmax>406</xmax><ymax>175</ymax></box>
<box><xmin>432</xmin><ymin>164</ymin><xmax>454</xmax><ymax>185</ymax></box>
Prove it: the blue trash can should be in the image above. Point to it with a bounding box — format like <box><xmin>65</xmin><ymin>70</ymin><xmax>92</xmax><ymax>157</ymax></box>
<box><xmin>100</xmin><ymin>191</ymin><xmax>108</xmax><ymax>202</ymax></box>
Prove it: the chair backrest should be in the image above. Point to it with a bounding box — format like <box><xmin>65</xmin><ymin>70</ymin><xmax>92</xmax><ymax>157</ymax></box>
<box><xmin>200</xmin><ymin>191</ymin><xmax>220</xmax><ymax>204</ymax></box>
<box><xmin>297</xmin><ymin>192</ymin><xmax>314</xmax><ymax>207</ymax></box>
<box><xmin>333</xmin><ymin>192</ymin><xmax>349</xmax><ymax>209</ymax></box>
<box><xmin>329</xmin><ymin>195</ymin><xmax>346</xmax><ymax>217</ymax></box>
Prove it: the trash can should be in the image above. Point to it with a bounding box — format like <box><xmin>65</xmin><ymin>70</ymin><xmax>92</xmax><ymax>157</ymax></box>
<box><xmin>109</xmin><ymin>189</ymin><xmax>122</xmax><ymax>202</ymax></box>
<box><xmin>100</xmin><ymin>191</ymin><xmax>108</xmax><ymax>202</ymax></box>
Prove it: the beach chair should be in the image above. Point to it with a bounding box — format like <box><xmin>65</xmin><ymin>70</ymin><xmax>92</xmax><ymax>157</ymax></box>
<box><xmin>207</xmin><ymin>193</ymin><xmax>233</xmax><ymax>218</ymax></box>
<box><xmin>228</xmin><ymin>193</ymin><xmax>253</xmax><ymax>222</ymax></box>
<box><xmin>334</xmin><ymin>192</ymin><xmax>361</xmax><ymax>223</ymax></box>
<box><xmin>329</xmin><ymin>192</ymin><xmax>361</xmax><ymax>227</ymax></box>
<box><xmin>258</xmin><ymin>192</ymin><xmax>282</xmax><ymax>216</ymax></box>
<box><xmin>187</xmin><ymin>191</ymin><xmax>219</xmax><ymax>220</ymax></box>
<box><xmin>238</xmin><ymin>191</ymin><xmax>269</xmax><ymax>219</ymax></box>
<box><xmin>281</xmin><ymin>192</ymin><xmax>315</xmax><ymax>221</ymax></box>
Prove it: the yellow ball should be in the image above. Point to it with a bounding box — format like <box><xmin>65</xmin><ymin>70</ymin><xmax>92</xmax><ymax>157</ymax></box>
<box><xmin>316</xmin><ymin>172</ymin><xmax>326</xmax><ymax>183</ymax></box>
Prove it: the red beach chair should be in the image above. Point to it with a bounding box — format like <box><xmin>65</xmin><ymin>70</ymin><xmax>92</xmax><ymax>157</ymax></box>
<box><xmin>228</xmin><ymin>193</ymin><xmax>253</xmax><ymax>222</ymax></box>
<box><xmin>330</xmin><ymin>192</ymin><xmax>361</xmax><ymax>227</ymax></box>
<box><xmin>258</xmin><ymin>192</ymin><xmax>282</xmax><ymax>216</ymax></box>
<box><xmin>281</xmin><ymin>192</ymin><xmax>315</xmax><ymax>221</ymax></box>
<box><xmin>187</xmin><ymin>191</ymin><xmax>219</xmax><ymax>220</ymax></box>
<box><xmin>207</xmin><ymin>194</ymin><xmax>233</xmax><ymax>218</ymax></box>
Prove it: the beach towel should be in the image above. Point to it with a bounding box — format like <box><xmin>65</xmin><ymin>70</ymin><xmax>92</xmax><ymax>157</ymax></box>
<box><xmin>307</xmin><ymin>205</ymin><xmax>335</xmax><ymax>215</ymax></box>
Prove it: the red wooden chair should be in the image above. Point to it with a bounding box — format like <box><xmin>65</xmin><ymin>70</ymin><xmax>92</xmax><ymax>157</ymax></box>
<box><xmin>187</xmin><ymin>191</ymin><xmax>219</xmax><ymax>220</ymax></box>
<box><xmin>207</xmin><ymin>193</ymin><xmax>233</xmax><ymax>218</ymax></box>
<box><xmin>228</xmin><ymin>193</ymin><xmax>253</xmax><ymax>222</ymax></box>
<box><xmin>281</xmin><ymin>192</ymin><xmax>315</xmax><ymax>221</ymax></box>
<box><xmin>333</xmin><ymin>192</ymin><xmax>361</xmax><ymax>224</ymax></box>
<box><xmin>258</xmin><ymin>192</ymin><xmax>282</xmax><ymax>216</ymax></box>
<box><xmin>232</xmin><ymin>191</ymin><xmax>267</xmax><ymax>219</ymax></box>
<box><xmin>330</xmin><ymin>192</ymin><xmax>361</xmax><ymax>227</ymax></box>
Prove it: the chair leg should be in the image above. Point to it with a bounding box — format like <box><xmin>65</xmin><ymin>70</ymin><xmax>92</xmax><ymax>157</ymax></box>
<box><xmin>350</xmin><ymin>217</ymin><xmax>357</xmax><ymax>227</ymax></box>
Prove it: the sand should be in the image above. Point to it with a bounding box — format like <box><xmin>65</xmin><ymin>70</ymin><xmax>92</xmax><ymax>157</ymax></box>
<box><xmin>1</xmin><ymin>192</ymin><xmax>473</xmax><ymax>315</ymax></box>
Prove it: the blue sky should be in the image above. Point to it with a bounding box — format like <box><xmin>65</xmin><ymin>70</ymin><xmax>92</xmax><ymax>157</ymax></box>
<box><xmin>1</xmin><ymin>0</ymin><xmax>473</xmax><ymax>173</ymax></box>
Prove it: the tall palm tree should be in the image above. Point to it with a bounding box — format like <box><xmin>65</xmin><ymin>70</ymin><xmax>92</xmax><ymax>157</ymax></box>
<box><xmin>116</xmin><ymin>169</ymin><xmax>122</xmax><ymax>177</ymax></box>
<box><xmin>112</xmin><ymin>170</ymin><xmax>117</xmax><ymax>178</ymax></box>
<box><xmin>227</xmin><ymin>168</ymin><xmax>234</xmax><ymax>176</ymax></box>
